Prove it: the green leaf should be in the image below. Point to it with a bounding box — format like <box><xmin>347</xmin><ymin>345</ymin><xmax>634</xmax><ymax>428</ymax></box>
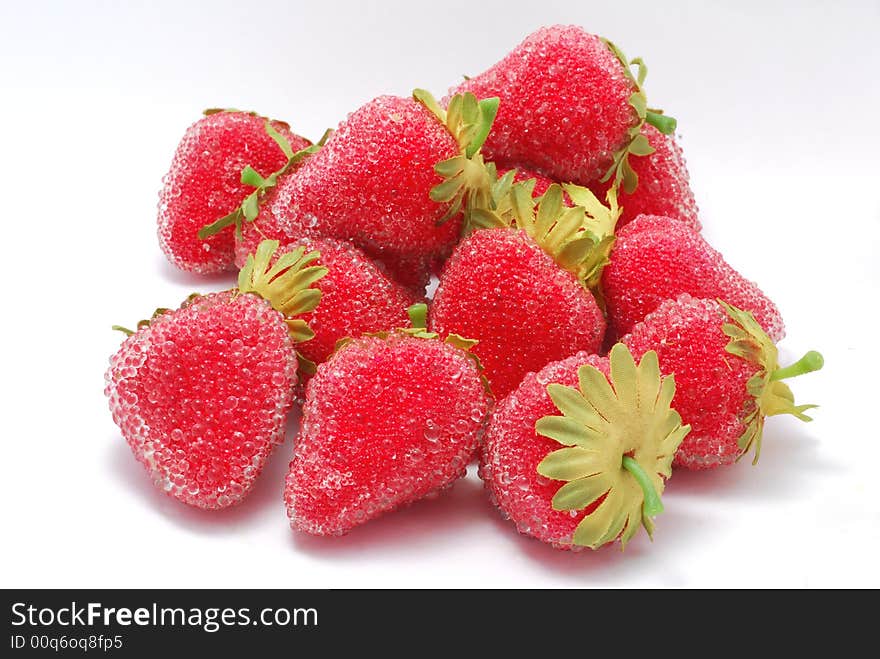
<box><xmin>577</xmin><ymin>365</ymin><xmax>619</xmax><ymax>420</ymax></box>
<box><xmin>629</xmin><ymin>133</ymin><xmax>655</xmax><ymax>157</ymax></box>
<box><xmin>551</xmin><ymin>474</ymin><xmax>611</xmax><ymax>512</ymax></box>
<box><xmin>629</xmin><ymin>91</ymin><xmax>648</xmax><ymax>120</ymax></box>
<box><xmin>535</xmin><ymin>415</ymin><xmax>590</xmax><ymax>447</ymax></box>
<box><xmin>282</xmin><ymin>288</ymin><xmax>322</xmax><ymax>316</ymax></box>
<box><xmin>535</xmin><ymin>185</ymin><xmax>564</xmax><ymax>238</ymax></box>
<box><xmin>545</xmin><ymin>384</ymin><xmax>601</xmax><ymax>430</ymax></box>
<box><xmin>445</xmin><ymin>333</ymin><xmax>479</xmax><ymax>352</ymax></box>
<box><xmin>571</xmin><ymin>491</ymin><xmax>621</xmax><ymax>548</ymax></box>
<box><xmin>265</xmin><ymin>246</ymin><xmax>310</xmax><ymax>280</ymax></box>
<box><xmin>286</xmin><ymin>319</ymin><xmax>315</xmax><ymax>343</ymax></box>
<box><xmin>412</xmin><ymin>88</ymin><xmax>446</xmax><ymax>124</ymax></box>
<box><xmin>556</xmin><ymin>236</ymin><xmax>594</xmax><ymax>268</ymax></box>
<box><xmin>620</xmin><ymin>157</ymin><xmax>639</xmax><ymax>195</ymax></box>
<box><xmin>468</xmin><ymin>208</ymin><xmax>507</xmax><ymax>229</ymax></box>
<box><xmin>635</xmin><ymin>350</ymin><xmax>663</xmax><ymax>411</ymax></box>
<box><xmin>242</xmin><ymin>193</ymin><xmax>260</xmax><ymax>222</ymax></box>
<box><xmin>466</xmin><ymin>96</ymin><xmax>499</xmax><ymax>158</ymax></box>
<box><xmin>434</xmin><ymin>156</ymin><xmax>466</xmax><ymax>178</ymax></box>
<box><xmin>429</xmin><ymin>175</ymin><xmax>464</xmax><ymax>203</ymax></box>
<box><xmin>240</xmin><ymin>165</ymin><xmax>266</xmax><ymax>188</ymax></box>
<box><xmin>609</xmin><ymin>343</ymin><xmax>639</xmax><ymax>408</ymax></box>
<box><xmin>631</xmin><ymin>57</ymin><xmax>648</xmax><ymax>87</ymax></box>
<box><xmin>264</xmin><ymin>120</ymin><xmax>294</xmax><ymax>158</ymax></box>
<box><xmin>537</xmin><ymin>447</ymin><xmax>603</xmax><ymax>481</ymax></box>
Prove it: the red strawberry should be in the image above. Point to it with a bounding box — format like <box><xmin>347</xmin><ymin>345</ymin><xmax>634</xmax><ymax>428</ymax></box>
<box><xmin>481</xmin><ymin>344</ymin><xmax>688</xmax><ymax>550</ymax></box>
<box><xmin>588</xmin><ymin>123</ymin><xmax>700</xmax><ymax>230</ymax></box>
<box><xmin>158</xmin><ymin>109</ymin><xmax>310</xmax><ymax>273</ymax></box>
<box><xmin>430</xmin><ymin>181</ymin><xmax>614</xmax><ymax>397</ymax></box>
<box><xmin>284</xmin><ymin>327</ymin><xmax>491</xmax><ymax>536</ymax></box>
<box><xmin>277</xmin><ymin>237</ymin><xmax>420</xmax><ymax>368</ymax></box>
<box><xmin>233</xmin><ymin>92</ymin><xmax>499</xmax><ymax>288</ymax></box>
<box><xmin>452</xmin><ymin>25</ymin><xmax>677</xmax><ymax>189</ymax></box>
<box><xmin>105</xmin><ymin>240</ymin><xmax>327</xmax><ymax>508</ymax></box>
<box><xmin>602</xmin><ymin>214</ymin><xmax>785</xmax><ymax>342</ymax></box>
<box><xmin>622</xmin><ymin>295</ymin><xmax>822</xmax><ymax>469</ymax></box>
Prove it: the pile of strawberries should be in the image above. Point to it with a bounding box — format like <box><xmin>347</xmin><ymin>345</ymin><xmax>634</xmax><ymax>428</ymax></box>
<box><xmin>106</xmin><ymin>25</ymin><xmax>822</xmax><ymax>551</ymax></box>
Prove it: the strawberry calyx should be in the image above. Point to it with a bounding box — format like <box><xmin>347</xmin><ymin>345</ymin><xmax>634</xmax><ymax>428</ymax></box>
<box><xmin>413</xmin><ymin>89</ymin><xmax>500</xmax><ymax>229</ymax></box>
<box><xmin>476</xmin><ymin>180</ymin><xmax>621</xmax><ymax>291</ymax></box>
<box><xmin>198</xmin><ymin>125</ymin><xmax>329</xmax><ymax>241</ymax></box>
<box><xmin>599</xmin><ymin>39</ymin><xmax>677</xmax><ymax>194</ymax></box>
<box><xmin>238</xmin><ymin>239</ymin><xmax>328</xmax><ymax>344</ymax></box>
<box><xmin>536</xmin><ymin>344</ymin><xmax>689</xmax><ymax>549</ymax></box>
<box><xmin>719</xmin><ymin>300</ymin><xmax>824</xmax><ymax>464</ymax></box>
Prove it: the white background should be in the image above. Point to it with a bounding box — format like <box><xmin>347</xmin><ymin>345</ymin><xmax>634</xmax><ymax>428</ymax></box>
<box><xmin>1</xmin><ymin>0</ymin><xmax>878</xmax><ymax>588</ymax></box>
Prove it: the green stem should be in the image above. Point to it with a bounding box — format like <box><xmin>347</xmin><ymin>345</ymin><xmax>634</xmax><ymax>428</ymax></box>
<box><xmin>198</xmin><ymin>209</ymin><xmax>240</xmax><ymax>239</ymax></box>
<box><xmin>770</xmin><ymin>350</ymin><xmax>824</xmax><ymax>381</ymax></box>
<box><xmin>111</xmin><ymin>325</ymin><xmax>134</xmax><ymax>336</ymax></box>
<box><xmin>622</xmin><ymin>456</ymin><xmax>664</xmax><ymax>517</ymax></box>
<box><xmin>407</xmin><ymin>303</ymin><xmax>428</xmax><ymax>329</ymax></box>
<box><xmin>465</xmin><ymin>97</ymin><xmax>499</xmax><ymax>159</ymax></box>
<box><xmin>645</xmin><ymin>111</ymin><xmax>677</xmax><ymax>135</ymax></box>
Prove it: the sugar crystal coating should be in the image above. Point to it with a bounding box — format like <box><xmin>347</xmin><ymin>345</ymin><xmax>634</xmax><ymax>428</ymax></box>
<box><xmin>235</xmin><ymin>96</ymin><xmax>461</xmax><ymax>278</ymax></box>
<box><xmin>480</xmin><ymin>352</ymin><xmax>610</xmax><ymax>550</ymax></box>
<box><xmin>588</xmin><ymin>124</ymin><xmax>700</xmax><ymax>229</ymax></box>
<box><xmin>452</xmin><ymin>25</ymin><xmax>637</xmax><ymax>185</ymax></box>
<box><xmin>280</xmin><ymin>237</ymin><xmax>420</xmax><ymax>365</ymax></box>
<box><xmin>105</xmin><ymin>291</ymin><xmax>298</xmax><ymax>508</ymax></box>
<box><xmin>431</xmin><ymin>228</ymin><xmax>606</xmax><ymax>397</ymax></box>
<box><xmin>602</xmin><ymin>214</ymin><xmax>785</xmax><ymax>342</ymax></box>
<box><xmin>622</xmin><ymin>295</ymin><xmax>760</xmax><ymax>469</ymax></box>
<box><xmin>158</xmin><ymin>112</ymin><xmax>309</xmax><ymax>273</ymax></box>
<box><xmin>285</xmin><ymin>333</ymin><xmax>492</xmax><ymax>536</ymax></box>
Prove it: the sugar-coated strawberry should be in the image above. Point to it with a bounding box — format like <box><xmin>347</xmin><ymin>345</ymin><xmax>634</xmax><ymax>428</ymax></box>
<box><xmin>369</xmin><ymin>252</ymin><xmax>433</xmax><ymax>296</ymax></box>
<box><xmin>106</xmin><ymin>240</ymin><xmax>327</xmax><ymax>508</ymax></box>
<box><xmin>285</xmin><ymin>326</ymin><xmax>492</xmax><ymax>536</ymax></box>
<box><xmin>622</xmin><ymin>295</ymin><xmax>822</xmax><ymax>469</ymax></box>
<box><xmin>588</xmin><ymin>124</ymin><xmax>699</xmax><ymax>230</ymax></box>
<box><xmin>603</xmin><ymin>214</ymin><xmax>785</xmax><ymax>342</ymax></box>
<box><xmin>233</xmin><ymin>92</ymin><xmax>500</xmax><ymax>287</ymax></box>
<box><xmin>158</xmin><ymin>109</ymin><xmax>310</xmax><ymax>274</ymax></box>
<box><xmin>481</xmin><ymin>344</ymin><xmax>689</xmax><ymax>550</ymax></box>
<box><xmin>430</xmin><ymin>182</ymin><xmax>614</xmax><ymax>397</ymax></box>
<box><xmin>278</xmin><ymin>237</ymin><xmax>420</xmax><ymax>368</ymax></box>
<box><xmin>452</xmin><ymin>25</ymin><xmax>677</xmax><ymax>188</ymax></box>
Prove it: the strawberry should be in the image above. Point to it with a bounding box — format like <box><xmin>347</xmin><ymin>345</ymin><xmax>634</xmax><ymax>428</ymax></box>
<box><xmin>105</xmin><ymin>240</ymin><xmax>327</xmax><ymax>509</ymax></box>
<box><xmin>588</xmin><ymin>123</ymin><xmax>700</xmax><ymax>230</ymax></box>
<box><xmin>451</xmin><ymin>25</ymin><xmax>677</xmax><ymax>189</ymax></box>
<box><xmin>158</xmin><ymin>109</ymin><xmax>310</xmax><ymax>274</ymax></box>
<box><xmin>284</xmin><ymin>320</ymin><xmax>492</xmax><ymax>536</ymax></box>
<box><xmin>622</xmin><ymin>295</ymin><xmax>822</xmax><ymax>469</ymax></box>
<box><xmin>430</xmin><ymin>181</ymin><xmax>615</xmax><ymax>398</ymax></box>
<box><xmin>602</xmin><ymin>214</ymin><xmax>785</xmax><ymax>342</ymax></box>
<box><xmin>230</xmin><ymin>91</ymin><xmax>500</xmax><ymax>289</ymax></box>
<box><xmin>481</xmin><ymin>344</ymin><xmax>689</xmax><ymax>550</ymax></box>
<box><xmin>277</xmin><ymin>237</ymin><xmax>420</xmax><ymax>369</ymax></box>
